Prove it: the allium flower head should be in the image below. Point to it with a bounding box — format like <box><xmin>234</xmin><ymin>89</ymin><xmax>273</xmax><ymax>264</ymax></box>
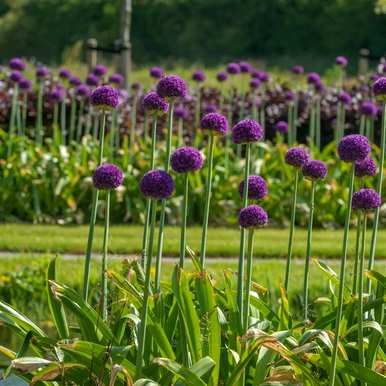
<box><xmin>18</xmin><ymin>78</ymin><xmax>32</xmax><ymax>91</ymax></box>
<box><xmin>86</xmin><ymin>74</ymin><xmax>99</xmax><ymax>87</ymax></box>
<box><xmin>93</xmin><ymin>163</ymin><xmax>124</xmax><ymax>190</ymax></box>
<box><xmin>9</xmin><ymin>71</ymin><xmax>22</xmax><ymax>83</ymax></box>
<box><xmin>48</xmin><ymin>87</ymin><xmax>65</xmax><ymax>102</ymax></box>
<box><xmin>192</xmin><ymin>69</ymin><xmax>205</xmax><ymax>82</ymax></box>
<box><xmin>352</xmin><ymin>189</ymin><xmax>381</xmax><ymax>211</ymax></box>
<box><xmin>140</xmin><ymin>170</ymin><xmax>174</xmax><ymax>200</ymax></box>
<box><xmin>355</xmin><ymin>157</ymin><xmax>377</xmax><ymax>177</ymax></box>
<box><xmin>9</xmin><ymin>58</ymin><xmax>26</xmax><ymax>71</ymax></box>
<box><xmin>200</xmin><ymin>112</ymin><xmax>228</xmax><ymax>136</ymax></box>
<box><xmin>307</xmin><ymin>72</ymin><xmax>321</xmax><ymax>85</ymax></box>
<box><xmin>302</xmin><ymin>160</ymin><xmax>327</xmax><ymax>180</ymax></box>
<box><xmin>171</xmin><ymin>147</ymin><xmax>204</xmax><ymax>173</ymax></box>
<box><xmin>284</xmin><ymin>90</ymin><xmax>295</xmax><ymax>102</ymax></box>
<box><xmin>75</xmin><ymin>84</ymin><xmax>90</xmax><ymax>98</ymax></box>
<box><xmin>360</xmin><ymin>101</ymin><xmax>378</xmax><ymax>117</ymax></box>
<box><xmin>338</xmin><ymin>91</ymin><xmax>351</xmax><ymax>105</ymax></box>
<box><xmin>285</xmin><ymin>147</ymin><xmax>310</xmax><ymax>168</ymax></box>
<box><xmin>93</xmin><ymin>64</ymin><xmax>108</xmax><ymax>77</ymax></box>
<box><xmin>216</xmin><ymin>71</ymin><xmax>228</xmax><ymax>82</ymax></box>
<box><xmin>69</xmin><ymin>76</ymin><xmax>82</xmax><ymax>87</ymax></box>
<box><xmin>90</xmin><ymin>85</ymin><xmax>120</xmax><ymax>110</ymax></box>
<box><xmin>275</xmin><ymin>121</ymin><xmax>288</xmax><ymax>134</ymax></box>
<box><xmin>239</xmin><ymin>175</ymin><xmax>268</xmax><ymax>200</ymax></box>
<box><xmin>256</xmin><ymin>70</ymin><xmax>269</xmax><ymax>82</ymax></box>
<box><xmin>335</xmin><ymin>56</ymin><xmax>348</xmax><ymax>67</ymax></box>
<box><xmin>156</xmin><ymin>75</ymin><xmax>188</xmax><ymax>99</ymax></box>
<box><xmin>203</xmin><ymin>104</ymin><xmax>217</xmax><ymax>114</ymax></box>
<box><xmin>232</xmin><ymin>119</ymin><xmax>263</xmax><ymax>144</ymax></box>
<box><xmin>239</xmin><ymin>61</ymin><xmax>252</xmax><ymax>73</ymax></box>
<box><xmin>142</xmin><ymin>91</ymin><xmax>169</xmax><ymax>115</ymax></box>
<box><xmin>36</xmin><ymin>66</ymin><xmax>50</xmax><ymax>79</ymax></box>
<box><xmin>174</xmin><ymin>105</ymin><xmax>189</xmax><ymax>120</ymax></box>
<box><xmin>291</xmin><ymin>65</ymin><xmax>304</xmax><ymax>75</ymax></box>
<box><xmin>226</xmin><ymin>62</ymin><xmax>241</xmax><ymax>75</ymax></box>
<box><xmin>372</xmin><ymin>77</ymin><xmax>386</xmax><ymax>101</ymax></box>
<box><xmin>338</xmin><ymin>135</ymin><xmax>371</xmax><ymax>162</ymax></box>
<box><xmin>108</xmin><ymin>73</ymin><xmax>124</xmax><ymax>86</ymax></box>
<box><xmin>150</xmin><ymin>66</ymin><xmax>164</xmax><ymax>79</ymax></box>
<box><xmin>238</xmin><ymin>205</ymin><xmax>268</xmax><ymax>228</ymax></box>
<box><xmin>59</xmin><ymin>68</ymin><xmax>71</xmax><ymax>79</ymax></box>
<box><xmin>249</xmin><ymin>78</ymin><xmax>261</xmax><ymax>89</ymax></box>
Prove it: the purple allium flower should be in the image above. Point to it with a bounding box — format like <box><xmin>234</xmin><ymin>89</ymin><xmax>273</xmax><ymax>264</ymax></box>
<box><xmin>226</xmin><ymin>62</ymin><xmax>241</xmax><ymax>75</ymax></box>
<box><xmin>192</xmin><ymin>69</ymin><xmax>206</xmax><ymax>82</ymax></box>
<box><xmin>200</xmin><ymin>112</ymin><xmax>228</xmax><ymax>136</ymax></box>
<box><xmin>335</xmin><ymin>56</ymin><xmax>348</xmax><ymax>67</ymax></box>
<box><xmin>249</xmin><ymin>78</ymin><xmax>261</xmax><ymax>89</ymax></box>
<box><xmin>232</xmin><ymin>119</ymin><xmax>263</xmax><ymax>144</ymax></box>
<box><xmin>93</xmin><ymin>64</ymin><xmax>108</xmax><ymax>77</ymax></box>
<box><xmin>307</xmin><ymin>72</ymin><xmax>321</xmax><ymax>85</ymax></box>
<box><xmin>302</xmin><ymin>160</ymin><xmax>327</xmax><ymax>180</ymax></box>
<box><xmin>256</xmin><ymin>70</ymin><xmax>269</xmax><ymax>82</ymax></box>
<box><xmin>140</xmin><ymin>170</ymin><xmax>175</xmax><ymax>200</ymax></box>
<box><xmin>338</xmin><ymin>134</ymin><xmax>371</xmax><ymax>162</ymax></box>
<box><xmin>48</xmin><ymin>87</ymin><xmax>65</xmax><ymax>102</ymax></box>
<box><xmin>284</xmin><ymin>90</ymin><xmax>295</xmax><ymax>102</ymax></box>
<box><xmin>239</xmin><ymin>61</ymin><xmax>252</xmax><ymax>73</ymax></box>
<box><xmin>109</xmin><ymin>73</ymin><xmax>124</xmax><ymax>86</ymax></box>
<box><xmin>156</xmin><ymin>75</ymin><xmax>188</xmax><ymax>99</ymax></box>
<box><xmin>36</xmin><ymin>66</ymin><xmax>50</xmax><ymax>79</ymax></box>
<box><xmin>75</xmin><ymin>84</ymin><xmax>90</xmax><ymax>98</ymax></box>
<box><xmin>142</xmin><ymin>91</ymin><xmax>169</xmax><ymax>115</ymax></box>
<box><xmin>9</xmin><ymin>71</ymin><xmax>22</xmax><ymax>83</ymax></box>
<box><xmin>291</xmin><ymin>65</ymin><xmax>304</xmax><ymax>75</ymax></box>
<box><xmin>238</xmin><ymin>204</ymin><xmax>268</xmax><ymax>228</ymax></box>
<box><xmin>86</xmin><ymin>73</ymin><xmax>99</xmax><ymax>87</ymax></box>
<box><xmin>203</xmin><ymin>103</ymin><xmax>217</xmax><ymax>114</ymax></box>
<box><xmin>352</xmin><ymin>188</ymin><xmax>381</xmax><ymax>211</ymax></box>
<box><xmin>360</xmin><ymin>101</ymin><xmax>378</xmax><ymax>117</ymax></box>
<box><xmin>338</xmin><ymin>91</ymin><xmax>351</xmax><ymax>105</ymax></box>
<box><xmin>275</xmin><ymin>121</ymin><xmax>288</xmax><ymax>134</ymax></box>
<box><xmin>372</xmin><ymin>77</ymin><xmax>386</xmax><ymax>99</ymax></box>
<box><xmin>59</xmin><ymin>68</ymin><xmax>71</xmax><ymax>79</ymax></box>
<box><xmin>69</xmin><ymin>76</ymin><xmax>82</xmax><ymax>87</ymax></box>
<box><xmin>285</xmin><ymin>147</ymin><xmax>310</xmax><ymax>168</ymax></box>
<box><xmin>150</xmin><ymin>66</ymin><xmax>164</xmax><ymax>79</ymax></box>
<box><xmin>9</xmin><ymin>58</ymin><xmax>26</xmax><ymax>71</ymax></box>
<box><xmin>239</xmin><ymin>175</ymin><xmax>268</xmax><ymax>200</ymax></box>
<box><xmin>355</xmin><ymin>157</ymin><xmax>377</xmax><ymax>177</ymax></box>
<box><xmin>90</xmin><ymin>85</ymin><xmax>120</xmax><ymax>110</ymax></box>
<box><xmin>314</xmin><ymin>80</ymin><xmax>324</xmax><ymax>93</ymax></box>
<box><xmin>18</xmin><ymin>78</ymin><xmax>32</xmax><ymax>91</ymax></box>
<box><xmin>92</xmin><ymin>163</ymin><xmax>124</xmax><ymax>190</ymax></box>
<box><xmin>174</xmin><ymin>105</ymin><xmax>189</xmax><ymax>120</ymax></box>
<box><xmin>171</xmin><ymin>146</ymin><xmax>204</xmax><ymax>173</ymax></box>
<box><xmin>216</xmin><ymin>71</ymin><xmax>228</xmax><ymax>82</ymax></box>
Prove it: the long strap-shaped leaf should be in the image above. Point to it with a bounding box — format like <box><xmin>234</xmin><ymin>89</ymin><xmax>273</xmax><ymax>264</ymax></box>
<box><xmin>338</xmin><ymin>360</ymin><xmax>386</xmax><ymax>386</ymax></box>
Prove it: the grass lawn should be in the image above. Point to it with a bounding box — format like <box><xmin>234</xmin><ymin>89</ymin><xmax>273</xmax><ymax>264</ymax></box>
<box><xmin>3</xmin><ymin>223</ymin><xmax>386</xmax><ymax>259</ymax></box>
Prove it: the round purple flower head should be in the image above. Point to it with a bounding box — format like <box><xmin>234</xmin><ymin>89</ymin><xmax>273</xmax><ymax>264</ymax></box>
<box><xmin>150</xmin><ymin>66</ymin><xmax>164</xmax><ymax>79</ymax></box>
<box><xmin>216</xmin><ymin>71</ymin><xmax>228</xmax><ymax>82</ymax></box>
<box><xmin>93</xmin><ymin>163</ymin><xmax>124</xmax><ymax>190</ymax></box>
<box><xmin>291</xmin><ymin>65</ymin><xmax>304</xmax><ymax>75</ymax></box>
<box><xmin>93</xmin><ymin>64</ymin><xmax>108</xmax><ymax>77</ymax></box>
<box><xmin>201</xmin><ymin>112</ymin><xmax>228</xmax><ymax>136</ymax></box>
<box><xmin>285</xmin><ymin>147</ymin><xmax>310</xmax><ymax>168</ymax></box>
<box><xmin>338</xmin><ymin>91</ymin><xmax>351</xmax><ymax>105</ymax></box>
<box><xmin>302</xmin><ymin>160</ymin><xmax>327</xmax><ymax>180</ymax></box>
<box><xmin>174</xmin><ymin>105</ymin><xmax>189</xmax><ymax>120</ymax></box>
<box><xmin>250</xmin><ymin>78</ymin><xmax>261</xmax><ymax>89</ymax></box>
<box><xmin>18</xmin><ymin>78</ymin><xmax>32</xmax><ymax>91</ymax></box>
<box><xmin>256</xmin><ymin>71</ymin><xmax>269</xmax><ymax>82</ymax></box>
<box><xmin>156</xmin><ymin>75</ymin><xmax>188</xmax><ymax>99</ymax></box>
<box><xmin>48</xmin><ymin>87</ymin><xmax>65</xmax><ymax>102</ymax></box>
<box><xmin>9</xmin><ymin>58</ymin><xmax>26</xmax><ymax>71</ymax></box>
<box><xmin>142</xmin><ymin>91</ymin><xmax>169</xmax><ymax>115</ymax></box>
<box><xmin>372</xmin><ymin>77</ymin><xmax>386</xmax><ymax>100</ymax></box>
<box><xmin>36</xmin><ymin>66</ymin><xmax>50</xmax><ymax>79</ymax></box>
<box><xmin>9</xmin><ymin>71</ymin><xmax>22</xmax><ymax>83</ymax></box>
<box><xmin>86</xmin><ymin>73</ymin><xmax>99</xmax><ymax>87</ymax></box>
<box><xmin>192</xmin><ymin>69</ymin><xmax>205</xmax><ymax>82</ymax></box>
<box><xmin>352</xmin><ymin>188</ymin><xmax>381</xmax><ymax>211</ymax></box>
<box><xmin>335</xmin><ymin>56</ymin><xmax>348</xmax><ymax>67</ymax></box>
<box><xmin>140</xmin><ymin>170</ymin><xmax>174</xmax><ymax>200</ymax></box>
<box><xmin>59</xmin><ymin>68</ymin><xmax>71</xmax><ymax>79</ymax></box>
<box><xmin>203</xmin><ymin>104</ymin><xmax>217</xmax><ymax>114</ymax></box>
<box><xmin>109</xmin><ymin>73</ymin><xmax>124</xmax><ymax>86</ymax></box>
<box><xmin>338</xmin><ymin>135</ymin><xmax>371</xmax><ymax>162</ymax></box>
<box><xmin>171</xmin><ymin>147</ymin><xmax>204</xmax><ymax>173</ymax></box>
<box><xmin>75</xmin><ymin>84</ymin><xmax>90</xmax><ymax>98</ymax></box>
<box><xmin>239</xmin><ymin>205</ymin><xmax>268</xmax><ymax>228</ymax></box>
<box><xmin>90</xmin><ymin>85</ymin><xmax>120</xmax><ymax>110</ymax></box>
<box><xmin>360</xmin><ymin>101</ymin><xmax>378</xmax><ymax>117</ymax></box>
<box><xmin>239</xmin><ymin>175</ymin><xmax>268</xmax><ymax>200</ymax></box>
<box><xmin>307</xmin><ymin>72</ymin><xmax>321</xmax><ymax>85</ymax></box>
<box><xmin>355</xmin><ymin>157</ymin><xmax>377</xmax><ymax>178</ymax></box>
<box><xmin>275</xmin><ymin>121</ymin><xmax>288</xmax><ymax>134</ymax></box>
<box><xmin>232</xmin><ymin>119</ymin><xmax>263</xmax><ymax>144</ymax></box>
<box><xmin>284</xmin><ymin>90</ymin><xmax>295</xmax><ymax>102</ymax></box>
<box><xmin>69</xmin><ymin>76</ymin><xmax>82</xmax><ymax>87</ymax></box>
<box><xmin>239</xmin><ymin>61</ymin><xmax>252</xmax><ymax>73</ymax></box>
<box><xmin>226</xmin><ymin>62</ymin><xmax>241</xmax><ymax>75</ymax></box>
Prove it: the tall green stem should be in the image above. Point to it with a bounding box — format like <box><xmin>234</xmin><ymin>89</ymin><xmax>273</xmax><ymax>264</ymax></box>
<box><xmin>243</xmin><ymin>228</ymin><xmax>255</xmax><ymax>330</ymax></box>
<box><xmin>329</xmin><ymin>164</ymin><xmax>355</xmax><ymax>386</ymax></box>
<box><xmin>8</xmin><ymin>84</ymin><xmax>19</xmax><ymax>157</ymax></box>
<box><xmin>36</xmin><ymin>81</ymin><xmax>43</xmax><ymax>146</ymax></box>
<box><xmin>315</xmin><ymin>98</ymin><xmax>321</xmax><ymax>151</ymax></box>
<box><xmin>136</xmin><ymin>199</ymin><xmax>157</xmax><ymax>378</ymax></box>
<box><xmin>21</xmin><ymin>93</ymin><xmax>28</xmax><ymax>137</ymax></box>
<box><xmin>69</xmin><ymin>97</ymin><xmax>77</xmax><ymax>142</ymax></box>
<box><xmin>100</xmin><ymin>190</ymin><xmax>111</xmax><ymax>321</ymax></box>
<box><xmin>130</xmin><ymin>96</ymin><xmax>137</xmax><ymax>153</ymax></box>
<box><xmin>179</xmin><ymin>173</ymin><xmax>189</xmax><ymax>267</ymax></box>
<box><xmin>352</xmin><ymin>215</ymin><xmax>362</xmax><ymax>295</ymax></box>
<box><xmin>303</xmin><ymin>180</ymin><xmax>315</xmax><ymax>321</ymax></box>
<box><xmin>76</xmin><ymin>100</ymin><xmax>84</xmax><ymax>142</ymax></box>
<box><xmin>199</xmin><ymin>132</ymin><xmax>216</xmax><ymax>267</ymax></box>
<box><xmin>53</xmin><ymin>103</ymin><xmax>59</xmax><ymax>145</ymax></box>
<box><xmin>284</xmin><ymin>168</ymin><xmax>299</xmax><ymax>291</ymax></box>
<box><xmin>60</xmin><ymin>99</ymin><xmax>66</xmax><ymax>145</ymax></box>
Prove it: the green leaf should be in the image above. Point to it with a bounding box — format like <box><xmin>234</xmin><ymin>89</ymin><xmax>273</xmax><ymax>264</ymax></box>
<box><xmin>339</xmin><ymin>360</ymin><xmax>386</xmax><ymax>385</ymax></box>
<box><xmin>148</xmin><ymin>323</ymin><xmax>175</xmax><ymax>360</ymax></box>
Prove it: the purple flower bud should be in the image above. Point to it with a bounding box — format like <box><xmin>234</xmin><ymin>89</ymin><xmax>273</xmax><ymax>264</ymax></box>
<box><xmin>338</xmin><ymin>91</ymin><xmax>351</xmax><ymax>105</ymax></box>
<box><xmin>93</xmin><ymin>163</ymin><xmax>124</xmax><ymax>190</ymax></box>
<box><xmin>275</xmin><ymin>121</ymin><xmax>288</xmax><ymax>134</ymax></box>
<box><xmin>302</xmin><ymin>160</ymin><xmax>327</xmax><ymax>180</ymax></box>
<box><xmin>171</xmin><ymin>146</ymin><xmax>204</xmax><ymax>173</ymax></box>
<box><xmin>86</xmin><ymin>74</ymin><xmax>99</xmax><ymax>87</ymax></box>
<box><xmin>360</xmin><ymin>101</ymin><xmax>378</xmax><ymax>117</ymax></box>
<box><xmin>284</xmin><ymin>90</ymin><xmax>295</xmax><ymax>102</ymax></box>
<box><xmin>338</xmin><ymin>135</ymin><xmax>371</xmax><ymax>163</ymax></box>
<box><xmin>108</xmin><ymin>73</ymin><xmax>124</xmax><ymax>86</ymax></box>
<box><xmin>150</xmin><ymin>66</ymin><xmax>164</xmax><ymax>79</ymax></box>
<box><xmin>232</xmin><ymin>119</ymin><xmax>263</xmax><ymax>144</ymax></box>
<box><xmin>201</xmin><ymin>112</ymin><xmax>228</xmax><ymax>136</ymax></box>
<box><xmin>90</xmin><ymin>85</ymin><xmax>120</xmax><ymax>110</ymax></box>
<box><xmin>69</xmin><ymin>76</ymin><xmax>82</xmax><ymax>87</ymax></box>
<box><xmin>156</xmin><ymin>75</ymin><xmax>188</xmax><ymax>99</ymax></box>
<box><xmin>93</xmin><ymin>64</ymin><xmax>108</xmax><ymax>77</ymax></box>
<box><xmin>285</xmin><ymin>147</ymin><xmax>310</xmax><ymax>168</ymax></box>
<box><xmin>239</xmin><ymin>61</ymin><xmax>252</xmax><ymax>73</ymax></box>
<box><xmin>140</xmin><ymin>170</ymin><xmax>174</xmax><ymax>200</ymax></box>
<box><xmin>238</xmin><ymin>204</ymin><xmax>268</xmax><ymax>228</ymax></box>
<box><xmin>352</xmin><ymin>188</ymin><xmax>381</xmax><ymax>211</ymax></box>
<box><xmin>216</xmin><ymin>71</ymin><xmax>228</xmax><ymax>82</ymax></box>
<box><xmin>9</xmin><ymin>58</ymin><xmax>26</xmax><ymax>71</ymax></box>
<box><xmin>18</xmin><ymin>78</ymin><xmax>32</xmax><ymax>91</ymax></box>
<box><xmin>336</xmin><ymin>56</ymin><xmax>348</xmax><ymax>67</ymax></box>
<box><xmin>291</xmin><ymin>65</ymin><xmax>304</xmax><ymax>75</ymax></box>
<box><xmin>307</xmin><ymin>72</ymin><xmax>321</xmax><ymax>85</ymax></box>
<box><xmin>48</xmin><ymin>86</ymin><xmax>65</xmax><ymax>102</ymax></box>
<box><xmin>75</xmin><ymin>84</ymin><xmax>90</xmax><ymax>98</ymax></box>
<box><xmin>256</xmin><ymin>70</ymin><xmax>269</xmax><ymax>82</ymax></box>
<box><xmin>372</xmin><ymin>77</ymin><xmax>386</xmax><ymax>100</ymax></box>
<box><xmin>9</xmin><ymin>71</ymin><xmax>22</xmax><ymax>83</ymax></box>
<box><xmin>355</xmin><ymin>157</ymin><xmax>377</xmax><ymax>177</ymax></box>
<box><xmin>249</xmin><ymin>79</ymin><xmax>261</xmax><ymax>89</ymax></box>
<box><xmin>174</xmin><ymin>105</ymin><xmax>189</xmax><ymax>120</ymax></box>
<box><xmin>59</xmin><ymin>68</ymin><xmax>71</xmax><ymax>79</ymax></box>
<box><xmin>239</xmin><ymin>175</ymin><xmax>268</xmax><ymax>200</ymax></box>
<box><xmin>226</xmin><ymin>62</ymin><xmax>241</xmax><ymax>75</ymax></box>
<box><xmin>36</xmin><ymin>66</ymin><xmax>50</xmax><ymax>79</ymax></box>
<box><xmin>192</xmin><ymin>69</ymin><xmax>206</xmax><ymax>82</ymax></box>
<box><xmin>142</xmin><ymin>91</ymin><xmax>169</xmax><ymax>115</ymax></box>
